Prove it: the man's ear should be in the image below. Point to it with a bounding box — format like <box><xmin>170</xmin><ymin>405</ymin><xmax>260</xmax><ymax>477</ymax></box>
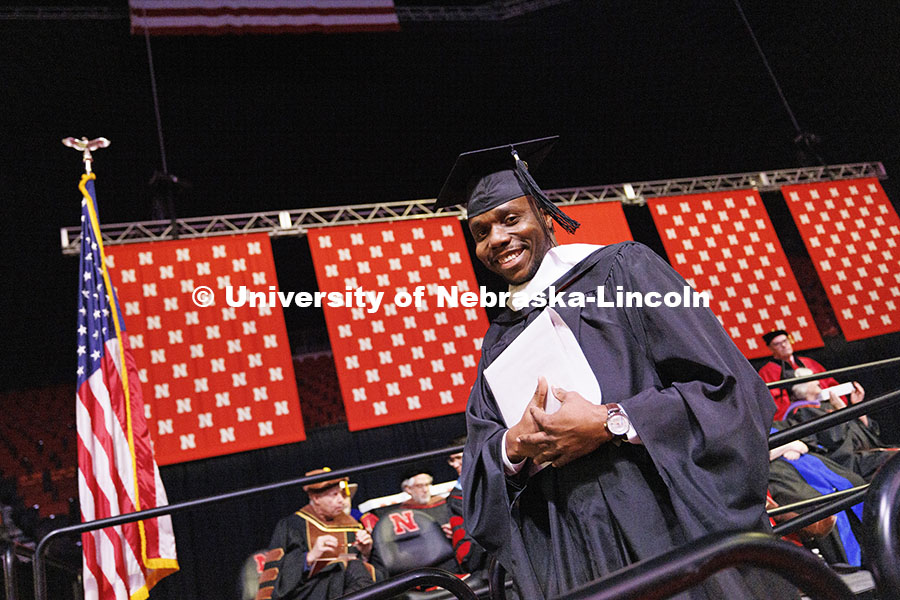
<box><xmin>542</xmin><ymin>210</ymin><xmax>555</xmax><ymax>233</ymax></box>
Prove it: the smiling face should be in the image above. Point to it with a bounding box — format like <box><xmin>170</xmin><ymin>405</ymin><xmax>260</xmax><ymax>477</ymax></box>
<box><xmin>468</xmin><ymin>196</ymin><xmax>556</xmax><ymax>285</ymax></box>
<box><xmin>447</xmin><ymin>452</ymin><xmax>463</xmax><ymax>476</ymax></box>
<box><xmin>403</xmin><ymin>473</ymin><xmax>433</xmax><ymax>505</ymax></box>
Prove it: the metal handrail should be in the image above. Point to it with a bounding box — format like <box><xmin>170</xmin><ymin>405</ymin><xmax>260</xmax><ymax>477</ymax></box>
<box><xmin>3</xmin><ymin>540</ymin><xmax>82</xmax><ymax>600</ymax></box>
<box><xmin>862</xmin><ymin>452</ymin><xmax>900</xmax><ymax>597</ymax></box>
<box><xmin>335</xmin><ymin>567</ymin><xmax>478</xmax><ymax>600</ymax></box>
<box><xmin>762</xmin><ymin>356</ymin><xmax>900</xmax><ymax>389</ymax></box>
<box><xmin>772</xmin><ymin>487</ymin><xmax>868</xmax><ymax>537</ymax></box>
<box><xmin>6</xmin><ymin>540</ymin><xmax>81</xmax><ymax>575</ymax></box>
<box><xmin>557</xmin><ymin>531</ymin><xmax>853</xmax><ymax>600</ymax></box>
<box><xmin>767</xmin><ymin>484</ymin><xmax>867</xmax><ymax>517</ymax></box>
<box><xmin>768</xmin><ymin>388</ymin><xmax>900</xmax><ymax>449</ymax></box>
<box><xmin>32</xmin><ymin>357</ymin><xmax>899</xmax><ymax>599</ymax></box>
<box><xmin>32</xmin><ymin>444</ymin><xmax>465</xmax><ymax>600</ymax></box>
<box><xmin>3</xmin><ymin>542</ymin><xmax>17</xmax><ymax>600</ymax></box>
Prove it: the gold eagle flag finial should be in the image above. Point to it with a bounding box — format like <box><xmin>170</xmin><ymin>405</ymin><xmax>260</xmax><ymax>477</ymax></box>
<box><xmin>62</xmin><ymin>136</ymin><xmax>110</xmax><ymax>174</ymax></box>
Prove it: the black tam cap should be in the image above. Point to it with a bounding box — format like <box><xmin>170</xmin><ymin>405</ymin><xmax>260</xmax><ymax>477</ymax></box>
<box><xmin>434</xmin><ymin>136</ymin><xmax>580</xmax><ymax>234</ymax></box>
<box><xmin>762</xmin><ymin>329</ymin><xmax>789</xmax><ymax>345</ymax></box>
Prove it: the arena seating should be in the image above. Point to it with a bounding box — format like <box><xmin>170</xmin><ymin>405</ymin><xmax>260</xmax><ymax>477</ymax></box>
<box><xmin>0</xmin><ymin>384</ymin><xmax>78</xmax><ymax>524</ymax></box>
<box><xmin>293</xmin><ymin>353</ymin><xmax>348</xmax><ymax>429</ymax></box>
<box><xmin>0</xmin><ymin>353</ymin><xmax>352</xmax><ymax>525</ymax></box>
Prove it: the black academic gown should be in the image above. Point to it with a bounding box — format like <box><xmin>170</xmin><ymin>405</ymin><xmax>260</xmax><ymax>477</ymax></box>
<box><xmin>767</xmin><ymin>453</ymin><xmax>866</xmax><ymax>565</ymax></box>
<box><xmin>259</xmin><ymin>510</ymin><xmax>374</xmax><ymax>600</ymax></box>
<box><xmin>462</xmin><ymin>242</ymin><xmax>789</xmax><ymax>600</ymax></box>
<box><xmin>447</xmin><ymin>483</ymin><xmax>489</xmax><ymax>574</ymax></box>
<box><xmin>787</xmin><ymin>405</ymin><xmax>897</xmax><ymax>480</ymax></box>
<box><xmin>366</xmin><ymin>498</ymin><xmax>461</xmax><ymax>578</ymax></box>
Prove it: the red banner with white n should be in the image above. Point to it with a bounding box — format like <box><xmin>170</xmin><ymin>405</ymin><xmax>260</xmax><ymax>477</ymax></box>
<box><xmin>781</xmin><ymin>178</ymin><xmax>900</xmax><ymax>340</ymax></box>
<box><xmin>308</xmin><ymin>218</ymin><xmax>490</xmax><ymax>431</ymax></box>
<box><xmin>649</xmin><ymin>190</ymin><xmax>823</xmax><ymax>359</ymax></box>
<box><xmin>105</xmin><ymin>234</ymin><xmax>305</xmax><ymax>465</ymax></box>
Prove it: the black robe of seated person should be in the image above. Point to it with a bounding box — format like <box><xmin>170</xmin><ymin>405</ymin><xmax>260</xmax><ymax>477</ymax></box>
<box><xmin>768</xmin><ymin>453</ymin><xmax>865</xmax><ymax>565</ymax></box>
<box><xmin>259</xmin><ymin>509</ymin><xmax>374</xmax><ymax>600</ymax></box>
<box><xmin>461</xmin><ymin>242</ymin><xmax>795</xmax><ymax>600</ymax></box>
<box><xmin>787</xmin><ymin>404</ymin><xmax>897</xmax><ymax>480</ymax></box>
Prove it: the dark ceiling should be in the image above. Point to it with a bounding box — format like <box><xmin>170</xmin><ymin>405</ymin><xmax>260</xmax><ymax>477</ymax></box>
<box><xmin>2</xmin><ymin>1</ymin><xmax>899</xmax><ymax>390</ymax></box>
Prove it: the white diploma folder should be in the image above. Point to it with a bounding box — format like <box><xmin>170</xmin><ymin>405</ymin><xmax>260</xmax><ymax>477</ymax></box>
<box><xmin>484</xmin><ymin>308</ymin><xmax>602</xmax><ymax>427</ymax></box>
<box><xmin>817</xmin><ymin>382</ymin><xmax>855</xmax><ymax>402</ymax></box>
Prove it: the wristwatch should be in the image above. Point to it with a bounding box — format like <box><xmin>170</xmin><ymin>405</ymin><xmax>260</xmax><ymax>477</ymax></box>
<box><xmin>604</xmin><ymin>403</ymin><xmax>630</xmax><ymax>437</ymax></box>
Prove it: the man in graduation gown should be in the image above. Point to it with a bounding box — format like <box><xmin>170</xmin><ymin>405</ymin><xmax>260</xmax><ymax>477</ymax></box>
<box><xmin>257</xmin><ymin>468</ymin><xmax>376</xmax><ymax>600</ymax></box>
<box><xmin>768</xmin><ymin>433</ymin><xmax>866</xmax><ymax>566</ymax></box>
<box><xmin>787</xmin><ymin>381</ymin><xmax>897</xmax><ymax>480</ymax></box>
<box><xmin>757</xmin><ymin>329</ymin><xmax>841</xmax><ymax>419</ymax></box>
<box><xmin>366</xmin><ymin>470</ymin><xmax>462</xmax><ymax>577</ymax></box>
<box><xmin>435</xmin><ymin>137</ymin><xmax>794</xmax><ymax>600</ymax></box>
<box><xmin>446</xmin><ymin>436</ymin><xmax>489</xmax><ymax>575</ymax></box>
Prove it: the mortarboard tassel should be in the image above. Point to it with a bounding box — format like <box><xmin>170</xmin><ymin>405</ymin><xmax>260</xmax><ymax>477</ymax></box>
<box><xmin>511</xmin><ymin>147</ymin><xmax>580</xmax><ymax>235</ymax></box>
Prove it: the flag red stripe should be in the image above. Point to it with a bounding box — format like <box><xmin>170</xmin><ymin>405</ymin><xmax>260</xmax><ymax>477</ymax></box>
<box><xmin>80</xmin><ymin>530</ymin><xmax>107</xmax><ymax>598</ymax></box>
<box><xmin>131</xmin><ymin>23</ymin><xmax>399</xmax><ymax>34</ymax></box>
<box><xmin>78</xmin><ymin>382</ymin><xmax>141</xmax><ymax>525</ymax></box>
<box><xmin>120</xmin><ymin>342</ymin><xmax>163</xmax><ymax>555</ymax></box>
<box><xmin>131</xmin><ymin>6</ymin><xmax>397</xmax><ymax>16</ymax></box>
<box><xmin>77</xmin><ymin>429</ymin><xmax>134</xmax><ymax>596</ymax></box>
<box><xmin>78</xmin><ymin>458</ymin><xmax>113</xmax><ymax>598</ymax></box>
<box><xmin>93</xmin><ymin>353</ymin><xmax>150</xmax><ymax>565</ymax></box>
<box><xmin>80</xmin><ymin>380</ymin><xmax>135</xmax><ymax>515</ymax></box>
<box><xmin>99</xmin><ymin>354</ymin><xmax>134</xmax><ymax>504</ymax></box>
<box><xmin>82</xmin><ymin>360</ymin><xmax>140</xmax><ymax>517</ymax></box>
<box><xmin>102</xmin><ymin>343</ymin><xmax>165</xmax><ymax>548</ymax></box>
<box><xmin>78</xmin><ymin>364</ymin><xmax>146</xmax><ymax>577</ymax></box>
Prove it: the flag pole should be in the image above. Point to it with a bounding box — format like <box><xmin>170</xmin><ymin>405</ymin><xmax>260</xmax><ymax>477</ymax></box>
<box><xmin>61</xmin><ymin>136</ymin><xmax>110</xmax><ymax>174</ymax></box>
<box><xmin>57</xmin><ymin>136</ymin><xmax>179</xmax><ymax>600</ymax></box>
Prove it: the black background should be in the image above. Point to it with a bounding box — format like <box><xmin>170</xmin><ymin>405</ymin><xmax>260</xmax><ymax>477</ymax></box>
<box><xmin>2</xmin><ymin>2</ymin><xmax>900</xmax><ymax>598</ymax></box>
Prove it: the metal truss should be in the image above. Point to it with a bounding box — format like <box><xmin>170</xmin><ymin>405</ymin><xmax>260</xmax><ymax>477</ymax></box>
<box><xmin>60</xmin><ymin>162</ymin><xmax>887</xmax><ymax>255</ymax></box>
<box><xmin>545</xmin><ymin>161</ymin><xmax>888</xmax><ymax>207</ymax></box>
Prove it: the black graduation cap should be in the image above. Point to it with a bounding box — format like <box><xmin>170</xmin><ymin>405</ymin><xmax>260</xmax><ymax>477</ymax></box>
<box><xmin>401</xmin><ymin>467</ymin><xmax>434</xmax><ymax>485</ymax></box>
<box><xmin>434</xmin><ymin>136</ymin><xmax>580</xmax><ymax>234</ymax></box>
<box><xmin>762</xmin><ymin>329</ymin><xmax>789</xmax><ymax>345</ymax></box>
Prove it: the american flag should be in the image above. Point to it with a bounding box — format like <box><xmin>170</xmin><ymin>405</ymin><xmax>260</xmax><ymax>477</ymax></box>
<box><xmin>75</xmin><ymin>173</ymin><xmax>178</xmax><ymax>600</ymax></box>
<box><xmin>129</xmin><ymin>0</ymin><xmax>400</xmax><ymax>35</ymax></box>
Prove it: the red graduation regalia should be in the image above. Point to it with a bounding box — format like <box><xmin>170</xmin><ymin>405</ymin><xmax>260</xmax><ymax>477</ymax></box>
<box><xmin>758</xmin><ymin>356</ymin><xmax>838</xmax><ymax>420</ymax></box>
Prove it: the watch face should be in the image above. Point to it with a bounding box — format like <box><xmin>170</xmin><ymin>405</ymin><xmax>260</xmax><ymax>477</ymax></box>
<box><xmin>607</xmin><ymin>413</ymin><xmax>630</xmax><ymax>436</ymax></box>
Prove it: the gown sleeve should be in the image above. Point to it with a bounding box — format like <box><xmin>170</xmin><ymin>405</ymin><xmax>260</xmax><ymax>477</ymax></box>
<box><xmin>460</xmin><ymin>365</ymin><xmax>521</xmax><ymax>554</ymax></box>
<box><xmin>610</xmin><ymin>243</ymin><xmax>774</xmax><ymax>531</ymax></box>
<box><xmin>258</xmin><ymin>516</ymin><xmax>311</xmax><ymax>600</ymax></box>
